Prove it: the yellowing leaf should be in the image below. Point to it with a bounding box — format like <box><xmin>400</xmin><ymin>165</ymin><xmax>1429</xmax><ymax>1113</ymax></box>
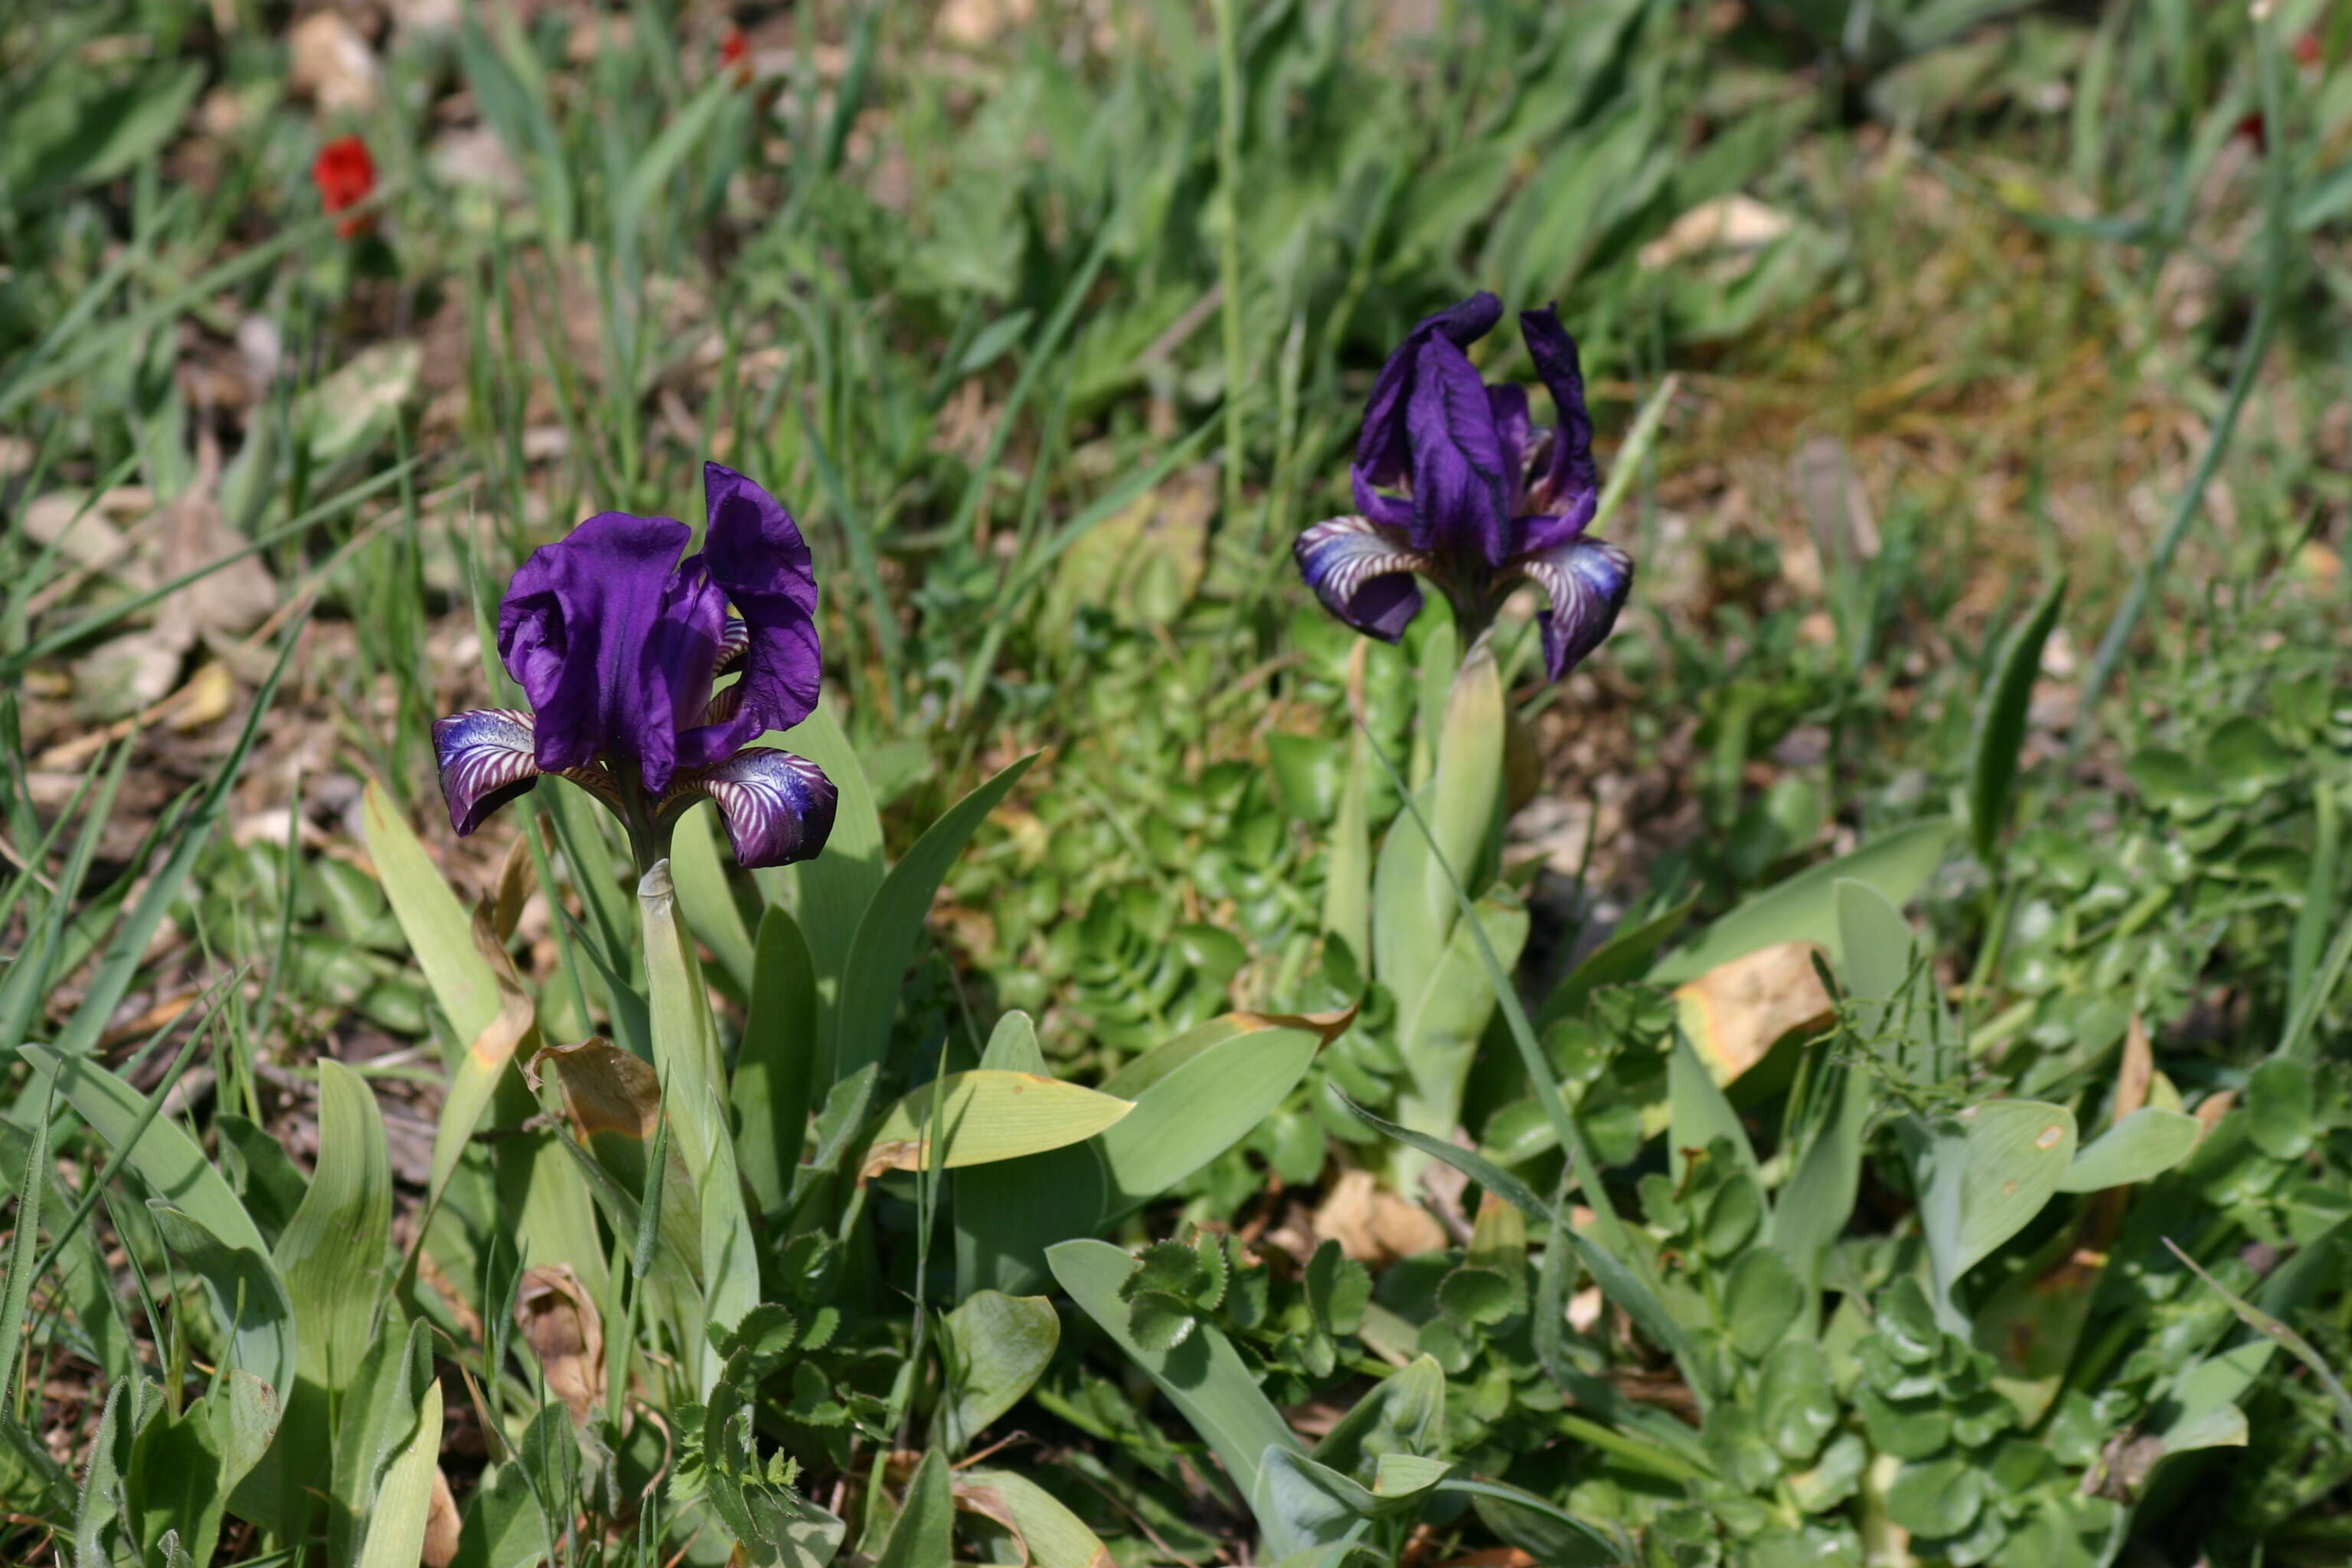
<box><xmin>861</xmin><ymin>1071</ymin><xmax>1132</xmax><ymax>1176</ymax></box>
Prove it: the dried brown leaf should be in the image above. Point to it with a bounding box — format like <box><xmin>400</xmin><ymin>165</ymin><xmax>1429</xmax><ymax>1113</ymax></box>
<box><xmin>1314</xmin><ymin>1168</ymin><xmax>1447</xmax><ymax>1266</ymax></box>
<box><xmin>514</xmin><ymin>1263</ymin><xmax>604</xmax><ymax>1424</ymax></box>
<box><xmin>1674</xmin><ymin>940</ymin><xmax>1834</xmax><ymax>1084</ymax></box>
<box><xmin>525</xmin><ymin>1036</ymin><xmax>662</xmax><ymax>1145</ymax></box>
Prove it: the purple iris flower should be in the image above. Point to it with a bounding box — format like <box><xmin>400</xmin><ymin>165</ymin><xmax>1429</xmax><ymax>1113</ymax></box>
<box><xmin>1295</xmin><ymin>293</ymin><xmax>1635</xmax><ymax>681</ymax></box>
<box><xmin>433</xmin><ymin>463</ymin><xmax>837</xmax><ymax>870</ymax></box>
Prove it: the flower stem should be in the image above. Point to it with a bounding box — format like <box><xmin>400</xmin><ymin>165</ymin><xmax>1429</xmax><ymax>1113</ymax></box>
<box><xmin>611</xmin><ymin>761</ymin><xmax>674</xmax><ymax>879</ymax></box>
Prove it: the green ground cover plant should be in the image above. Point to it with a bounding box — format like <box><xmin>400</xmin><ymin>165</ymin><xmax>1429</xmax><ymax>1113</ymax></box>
<box><xmin>2</xmin><ymin>0</ymin><xmax>2349</xmax><ymax>1564</ymax></box>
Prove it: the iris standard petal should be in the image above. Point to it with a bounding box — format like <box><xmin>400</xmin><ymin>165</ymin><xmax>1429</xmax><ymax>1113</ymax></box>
<box><xmin>1356</xmin><ymin>292</ymin><xmax>1504</xmax><ymax>489</ymax></box>
<box><xmin>1487</xmin><ymin>384</ymin><xmax>1536</xmax><ymax>516</ymax></box>
<box><xmin>1519</xmin><ymin>305</ymin><xmax>1599</xmax><ymax>516</ymax></box>
<box><xmin>642</xmin><ymin>554</ymin><xmax>734</xmax><ymax>791</ymax></box>
<box><xmin>1349</xmin><ymin>465</ymin><xmax>1415</xmax><ymax>531</ymax></box>
<box><xmin>1295</xmin><ymin>515</ymin><xmax>1429</xmax><ymax>642</ymax></box>
<box><xmin>701</xmin><ymin>462</ymin><xmax>822</xmax><ymax>737</ymax></box>
<box><xmin>497</xmin><ymin>511</ymin><xmax>708</xmax><ymax>787</ymax></box>
<box><xmin>1514</xmin><ymin>535</ymin><xmax>1635</xmax><ymax>681</ymax></box>
<box><xmin>433</xmin><ymin>707</ymin><xmax>547</xmax><ymax>835</ymax></box>
<box><xmin>664</xmin><ymin>747</ymin><xmax>838</xmax><ymax>869</ymax></box>
<box><xmin>1403</xmin><ymin>332</ymin><xmax>1514</xmax><ymax>566</ymax></box>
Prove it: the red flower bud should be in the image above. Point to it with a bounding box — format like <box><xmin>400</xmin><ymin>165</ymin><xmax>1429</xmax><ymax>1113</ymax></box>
<box><xmin>721</xmin><ymin>25</ymin><xmax>753</xmax><ymax>88</ymax></box>
<box><xmin>312</xmin><ymin>135</ymin><xmax>377</xmax><ymax>239</ymax></box>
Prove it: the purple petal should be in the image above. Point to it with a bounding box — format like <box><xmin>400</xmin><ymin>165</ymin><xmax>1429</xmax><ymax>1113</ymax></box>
<box><xmin>1349</xmin><ymin>466</ymin><xmax>1414</xmax><ymax>531</ymax></box>
<box><xmin>433</xmin><ymin>707</ymin><xmax>621</xmax><ymax>834</ymax></box>
<box><xmin>1356</xmin><ymin>292</ymin><xmax>1502</xmax><ymax>488</ymax></box>
<box><xmin>1294</xmin><ymin>515</ymin><xmax>1428</xmax><ymax>642</ymax></box>
<box><xmin>1514</xmin><ymin>535</ymin><xmax>1634</xmax><ymax>681</ymax></box>
<box><xmin>665</xmin><ymin>747</ymin><xmax>838</xmax><ymax>869</ymax></box>
<box><xmin>496</xmin><ymin>511</ymin><xmax>724</xmax><ymax>793</ymax></box>
<box><xmin>1519</xmin><ymin>306</ymin><xmax>1599</xmax><ymax>517</ymax></box>
<box><xmin>699</xmin><ymin>463</ymin><xmax>822</xmax><ymax>748</ymax></box>
<box><xmin>1403</xmin><ymin>333</ymin><xmax>1513</xmax><ymax>566</ymax></box>
<box><xmin>433</xmin><ymin>707</ymin><xmax>545</xmax><ymax>835</ymax></box>
<box><xmin>1488</xmin><ymin>384</ymin><xmax>1534</xmax><ymax>515</ymax></box>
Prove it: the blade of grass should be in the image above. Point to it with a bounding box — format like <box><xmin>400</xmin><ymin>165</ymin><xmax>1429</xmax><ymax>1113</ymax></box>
<box><xmin>2072</xmin><ymin>11</ymin><xmax>2288</xmax><ymax>749</ymax></box>
<box><xmin>0</xmin><ymin>1084</ymin><xmax>54</xmax><ymax>1420</ymax></box>
<box><xmin>51</xmin><ymin>626</ymin><xmax>301</xmax><ymax>1058</ymax></box>
<box><xmin>0</xmin><ymin>206</ymin><xmax>354</xmax><ymax>419</ymax></box>
<box><xmin>2</xmin><ymin>462</ymin><xmax>412</xmax><ymax>679</ymax></box>
<box><xmin>1211</xmin><ymin>0</ymin><xmax>1248</xmax><ymax>535</ymax></box>
<box><xmin>2164</xmin><ymin>1238</ymin><xmax>2352</xmax><ymax>1440</ymax></box>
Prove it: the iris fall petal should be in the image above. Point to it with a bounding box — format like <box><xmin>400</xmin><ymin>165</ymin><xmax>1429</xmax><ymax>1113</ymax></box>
<box><xmin>1514</xmin><ymin>535</ymin><xmax>1635</xmax><ymax>681</ymax></box>
<box><xmin>665</xmin><ymin>747</ymin><xmax>838</xmax><ymax>869</ymax></box>
<box><xmin>1295</xmin><ymin>517</ymin><xmax>1429</xmax><ymax>643</ymax></box>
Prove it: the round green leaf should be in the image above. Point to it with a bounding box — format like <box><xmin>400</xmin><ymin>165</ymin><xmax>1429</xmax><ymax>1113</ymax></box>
<box><xmin>1758</xmin><ymin>1341</ymin><xmax>1839</xmax><ymax>1461</ymax></box>
<box><xmin>1886</xmin><ymin>1454</ymin><xmax>1984</xmax><ymax>1537</ymax></box>
<box><xmin>2246</xmin><ymin>1058</ymin><xmax>2314</xmax><ymax>1161</ymax></box>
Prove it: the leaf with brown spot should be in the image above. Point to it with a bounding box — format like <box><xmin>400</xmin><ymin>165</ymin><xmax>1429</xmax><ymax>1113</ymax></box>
<box><xmin>1227</xmin><ymin>1004</ymin><xmax>1359</xmax><ymax>1046</ymax></box>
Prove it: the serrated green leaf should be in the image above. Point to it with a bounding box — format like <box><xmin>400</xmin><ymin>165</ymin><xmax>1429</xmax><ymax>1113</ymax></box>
<box><xmin>1437</xmin><ymin>1266</ymin><xmax>1518</xmax><ymax>1329</ymax></box>
<box><xmin>1127</xmin><ymin>1291</ymin><xmax>1199</xmax><ymax>1353</ymax></box>
<box><xmin>1306</xmin><ymin>1241</ymin><xmax>1371</xmax><ymax>1337</ymax></box>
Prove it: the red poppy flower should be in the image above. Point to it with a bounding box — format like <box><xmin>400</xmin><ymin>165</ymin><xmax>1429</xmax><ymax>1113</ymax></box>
<box><xmin>312</xmin><ymin>135</ymin><xmax>376</xmax><ymax>239</ymax></box>
<box><xmin>2235</xmin><ymin>112</ymin><xmax>2266</xmax><ymax>154</ymax></box>
<box><xmin>720</xmin><ymin>25</ymin><xmax>753</xmax><ymax>88</ymax></box>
